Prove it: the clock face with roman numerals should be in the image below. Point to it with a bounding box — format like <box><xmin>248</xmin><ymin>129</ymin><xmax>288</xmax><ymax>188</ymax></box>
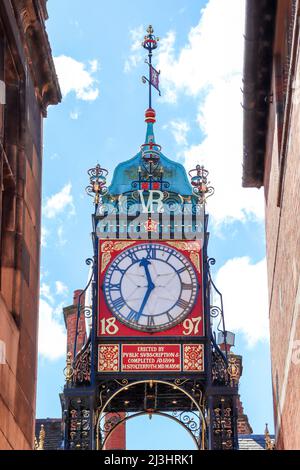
<box><xmin>103</xmin><ymin>243</ymin><xmax>198</xmax><ymax>332</ymax></box>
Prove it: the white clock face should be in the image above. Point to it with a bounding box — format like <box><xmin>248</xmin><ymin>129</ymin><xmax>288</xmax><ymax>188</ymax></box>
<box><xmin>103</xmin><ymin>243</ymin><xmax>198</xmax><ymax>332</ymax></box>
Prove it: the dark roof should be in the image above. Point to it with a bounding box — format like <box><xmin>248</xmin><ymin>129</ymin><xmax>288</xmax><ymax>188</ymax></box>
<box><xmin>238</xmin><ymin>434</ymin><xmax>274</xmax><ymax>451</ymax></box>
<box><xmin>35</xmin><ymin>419</ymin><xmax>63</xmax><ymax>451</ymax></box>
<box><xmin>243</xmin><ymin>0</ymin><xmax>277</xmax><ymax>188</ymax></box>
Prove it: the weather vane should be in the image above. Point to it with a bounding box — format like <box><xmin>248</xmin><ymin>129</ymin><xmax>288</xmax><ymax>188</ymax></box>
<box><xmin>142</xmin><ymin>25</ymin><xmax>161</xmax><ymax>108</ymax></box>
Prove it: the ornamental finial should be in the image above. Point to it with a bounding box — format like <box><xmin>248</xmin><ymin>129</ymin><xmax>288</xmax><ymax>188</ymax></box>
<box><xmin>64</xmin><ymin>351</ymin><xmax>74</xmax><ymax>385</ymax></box>
<box><xmin>86</xmin><ymin>164</ymin><xmax>109</xmax><ymax>206</ymax></box>
<box><xmin>189</xmin><ymin>165</ymin><xmax>215</xmax><ymax>205</ymax></box>
<box><xmin>264</xmin><ymin>424</ymin><xmax>275</xmax><ymax>450</ymax></box>
<box><xmin>147</xmin><ymin>25</ymin><xmax>154</xmax><ymax>35</ymax></box>
<box><xmin>35</xmin><ymin>424</ymin><xmax>46</xmax><ymax>450</ymax></box>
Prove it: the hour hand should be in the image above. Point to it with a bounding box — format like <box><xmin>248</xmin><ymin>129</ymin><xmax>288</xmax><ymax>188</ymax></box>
<box><xmin>139</xmin><ymin>258</ymin><xmax>154</xmax><ymax>290</ymax></box>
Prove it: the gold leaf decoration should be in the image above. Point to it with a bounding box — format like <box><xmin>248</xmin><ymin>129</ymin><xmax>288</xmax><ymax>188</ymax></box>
<box><xmin>100</xmin><ymin>240</ymin><xmax>135</xmax><ymax>272</ymax></box>
<box><xmin>190</xmin><ymin>252</ymin><xmax>200</xmax><ymax>273</ymax></box>
<box><xmin>98</xmin><ymin>345</ymin><xmax>119</xmax><ymax>372</ymax></box>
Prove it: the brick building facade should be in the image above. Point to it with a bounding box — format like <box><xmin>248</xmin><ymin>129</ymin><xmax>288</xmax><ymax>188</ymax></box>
<box><xmin>243</xmin><ymin>0</ymin><xmax>300</xmax><ymax>449</ymax></box>
<box><xmin>0</xmin><ymin>0</ymin><xmax>60</xmax><ymax>450</ymax></box>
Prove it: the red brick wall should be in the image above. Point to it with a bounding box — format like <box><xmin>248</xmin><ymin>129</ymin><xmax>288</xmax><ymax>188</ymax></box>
<box><xmin>63</xmin><ymin>290</ymin><xmax>87</xmax><ymax>358</ymax></box>
<box><xmin>263</xmin><ymin>6</ymin><xmax>300</xmax><ymax>449</ymax></box>
<box><xmin>103</xmin><ymin>414</ymin><xmax>126</xmax><ymax>450</ymax></box>
<box><xmin>0</xmin><ymin>1</ymin><xmax>60</xmax><ymax>450</ymax></box>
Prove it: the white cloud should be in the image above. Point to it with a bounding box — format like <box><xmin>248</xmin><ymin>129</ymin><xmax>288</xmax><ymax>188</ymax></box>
<box><xmin>56</xmin><ymin>281</ymin><xmax>69</xmax><ymax>297</ymax></box>
<box><xmin>215</xmin><ymin>257</ymin><xmax>269</xmax><ymax>347</ymax></box>
<box><xmin>57</xmin><ymin>225</ymin><xmax>67</xmax><ymax>247</ymax></box>
<box><xmin>184</xmin><ymin>78</ymin><xmax>265</xmax><ymax>224</ymax></box>
<box><xmin>38</xmin><ymin>284</ymin><xmax>67</xmax><ymax>361</ymax></box>
<box><xmin>41</xmin><ymin>226</ymin><xmax>48</xmax><ymax>247</ymax></box>
<box><xmin>124</xmin><ymin>25</ymin><xmax>144</xmax><ymax>73</ymax></box>
<box><xmin>38</xmin><ymin>299</ymin><xmax>66</xmax><ymax>360</ymax></box>
<box><xmin>164</xmin><ymin>119</ymin><xmax>190</xmax><ymax>146</ymax></box>
<box><xmin>155</xmin><ymin>0</ymin><xmax>264</xmax><ymax>225</ymax></box>
<box><xmin>157</xmin><ymin>0</ymin><xmax>245</xmax><ymax>99</ymax></box>
<box><xmin>89</xmin><ymin>59</ymin><xmax>99</xmax><ymax>73</ymax></box>
<box><xmin>43</xmin><ymin>183</ymin><xmax>75</xmax><ymax>219</ymax></box>
<box><xmin>54</xmin><ymin>55</ymin><xmax>99</xmax><ymax>101</ymax></box>
<box><xmin>70</xmin><ymin>110</ymin><xmax>80</xmax><ymax>120</ymax></box>
<box><xmin>40</xmin><ymin>282</ymin><xmax>54</xmax><ymax>304</ymax></box>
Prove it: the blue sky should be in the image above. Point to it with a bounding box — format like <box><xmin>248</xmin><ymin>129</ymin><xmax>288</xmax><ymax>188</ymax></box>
<box><xmin>36</xmin><ymin>0</ymin><xmax>274</xmax><ymax>449</ymax></box>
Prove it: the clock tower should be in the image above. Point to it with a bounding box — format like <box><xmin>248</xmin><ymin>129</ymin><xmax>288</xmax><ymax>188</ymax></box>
<box><xmin>61</xmin><ymin>26</ymin><xmax>240</xmax><ymax>451</ymax></box>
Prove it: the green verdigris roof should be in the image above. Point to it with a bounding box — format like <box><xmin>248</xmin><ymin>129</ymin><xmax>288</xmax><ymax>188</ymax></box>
<box><xmin>108</xmin><ymin>121</ymin><xmax>193</xmax><ymax>197</ymax></box>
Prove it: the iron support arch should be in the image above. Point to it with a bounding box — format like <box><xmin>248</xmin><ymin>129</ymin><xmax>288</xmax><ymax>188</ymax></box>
<box><xmin>96</xmin><ymin>379</ymin><xmax>207</xmax><ymax>450</ymax></box>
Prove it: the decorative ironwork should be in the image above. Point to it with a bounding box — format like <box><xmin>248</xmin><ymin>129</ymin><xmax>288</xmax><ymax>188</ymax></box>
<box><xmin>73</xmin><ymin>341</ymin><xmax>91</xmax><ymax>385</ymax></box>
<box><xmin>212</xmin><ymin>400</ymin><xmax>235</xmax><ymax>450</ymax></box>
<box><xmin>189</xmin><ymin>165</ymin><xmax>215</xmax><ymax>205</ymax></box>
<box><xmin>227</xmin><ymin>355</ymin><xmax>241</xmax><ymax>387</ymax></box>
<box><xmin>212</xmin><ymin>350</ymin><xmax>230</xmax><ymax>386</ymax></box>
<box><xmin>96</xmin><ymin>379</ymin><xmax>207</xmax><ymax>450</ymax></box>
<box><xmin>67</xmin><ymin>399</ymin><xmax>91</xmax><ymax>450</ymax></box>
<box><xmin>86</xmin><ymin>164</ymin><xmax>109</xmax><ymax>205</ymax></box>
<box><xmin>64</xmin><ymin>352</ymin><xmax>74</xmax><ymax>385</ymax></box>
<box><xmin>131</xmin><ymin>165</ymin><xmax>170</xmax><ymax>192</ymax></box>
<box><xmin>99</xmin><ymin>410</ymin><xmax>202</xmax><ymax>450</ymax></box>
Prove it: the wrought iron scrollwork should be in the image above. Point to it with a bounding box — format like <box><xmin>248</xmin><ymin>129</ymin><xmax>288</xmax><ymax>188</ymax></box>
<box><xmin>67</xmin><ymin>399</ymin><xmax>92</xmax><ymax>450</ymax></box>
<box><xmin>96</xmin><ymin>379</ymin><xmax>207</xmax><ymax>450</ymax></box>
<box><xmin>171</xmin><ymin>411</ymin><xmax>202</xmax><ymax>442</ymax></box>
<box><xmin>73</xmin><ymin>340</ymin><xmax>92</xmax><ymax>385</ymax></box>
<box><xmin>212</xmin><ymin>350</ymin><xmax>230</xmax><ymax>386</ymax></box>
<box><xmin>212</xmin><ymin>399</ymin><xmax>237</xmax><ymax>450</ymax></box>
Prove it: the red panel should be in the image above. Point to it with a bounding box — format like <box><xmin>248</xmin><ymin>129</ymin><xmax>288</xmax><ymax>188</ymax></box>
<box><xmin>121</xmin><ymin>344</ymin><xmax>181</xmax><ymax>372</ymax></box>
<box><xmin>98</xmin><ymin>240</ymin><xmax>204</xmax><ymax>338</ymax></box>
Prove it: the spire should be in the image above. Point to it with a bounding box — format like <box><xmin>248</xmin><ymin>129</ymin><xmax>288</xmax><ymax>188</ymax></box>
<box><xmin>142</xmin><ymin>25</ymin><xmax>161</xmax><ymax>109</ymax></box>
<box><xmin>141</xmin><ymin>26</ymin><xmax>161</xmax><ymax>161</ymax></box>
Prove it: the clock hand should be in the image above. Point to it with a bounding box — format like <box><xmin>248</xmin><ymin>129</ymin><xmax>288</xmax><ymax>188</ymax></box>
<box><xmin>133</xmin><ymin>258</ymin><xmax>155</xmax><ymax>321</ymax></box>
<box><xmin>134</xmin><ymin>286</ymin><xmax>154</xmax><ymax>321</ymax></box>
<box><xmin>139</xmin><ymin>258</ymin><xmax>155</xmax><ymax>290</ymax></box>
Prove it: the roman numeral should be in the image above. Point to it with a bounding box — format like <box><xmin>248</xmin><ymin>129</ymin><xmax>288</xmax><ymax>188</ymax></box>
<box><xmin>182</xmin><ymin>283</ymin><xmax>193</xmax><ymax>291</ymax></box>
<box><xmin>146</xmin><ymin>246</ymin><xmax>156</xmax><ymax>259</ymax></box>
<box><xmin>115</xmin><ymin>266</ymin><xmax>126</xmax><ymax>275</ymax></box>
<box><xmin>126</xmin><ymin>310</ymin><xmax>137</xmax><ymax>321</ymax></box>
<box><xmin>176</xmin><ymin>299</ymin><xmax>189</xmax><ymax>309</ymax></box>
<box><xmin>177</xmin><ymin>267</ymin><xmax>187</xmax><ymax>274</ymax></box>
<box><xmin>147</xmin><ymin>316</ymin><xmax>155</xmax><ymax>327</ymax></box>
<box><xmin>112</xmin><ymin>297</ymin><xmax>126</xmax><ymax>310</ymax></box>
<box><xmin>127</xmin><ymin>251</ymin><xmax>140</xmax><ymax>263</ymax></box>
<box><xmin>166</xmin><ymin>312</ymin><xmax>174</xmax><ymax>323</ymax></box>
<box><xmin>109</xmin><ymin>283</ymin><xmax>121</xmax><ymax>292</ymax></box>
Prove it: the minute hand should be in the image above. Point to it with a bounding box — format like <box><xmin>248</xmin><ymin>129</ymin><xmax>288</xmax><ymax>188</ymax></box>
<box><xmin>135</xmin><ymin>259</ymin><xmax>155</xmax><ymax>321</ymax></box>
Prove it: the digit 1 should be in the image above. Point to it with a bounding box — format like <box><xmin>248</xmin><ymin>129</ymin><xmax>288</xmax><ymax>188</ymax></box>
<box><xmin>166</xmin><ymin>312</ymin><xmax>174</xmax><ymax>322</ymax></box>
<box><xmin>182</xmin><ymin>283</ymin><xmax>193</xmax><ymax>291</ymax></box>
<box><xmin>177</xmin><ymin>267</ymin><xmax>187</xmax><ymax>274</ymax></box>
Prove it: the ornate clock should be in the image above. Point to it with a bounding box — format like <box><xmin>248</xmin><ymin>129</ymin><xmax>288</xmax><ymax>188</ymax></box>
<box><xmin>103</xmin><ymin>243</ymin><xmax>198</xmax><ymax>332</ymax></box>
